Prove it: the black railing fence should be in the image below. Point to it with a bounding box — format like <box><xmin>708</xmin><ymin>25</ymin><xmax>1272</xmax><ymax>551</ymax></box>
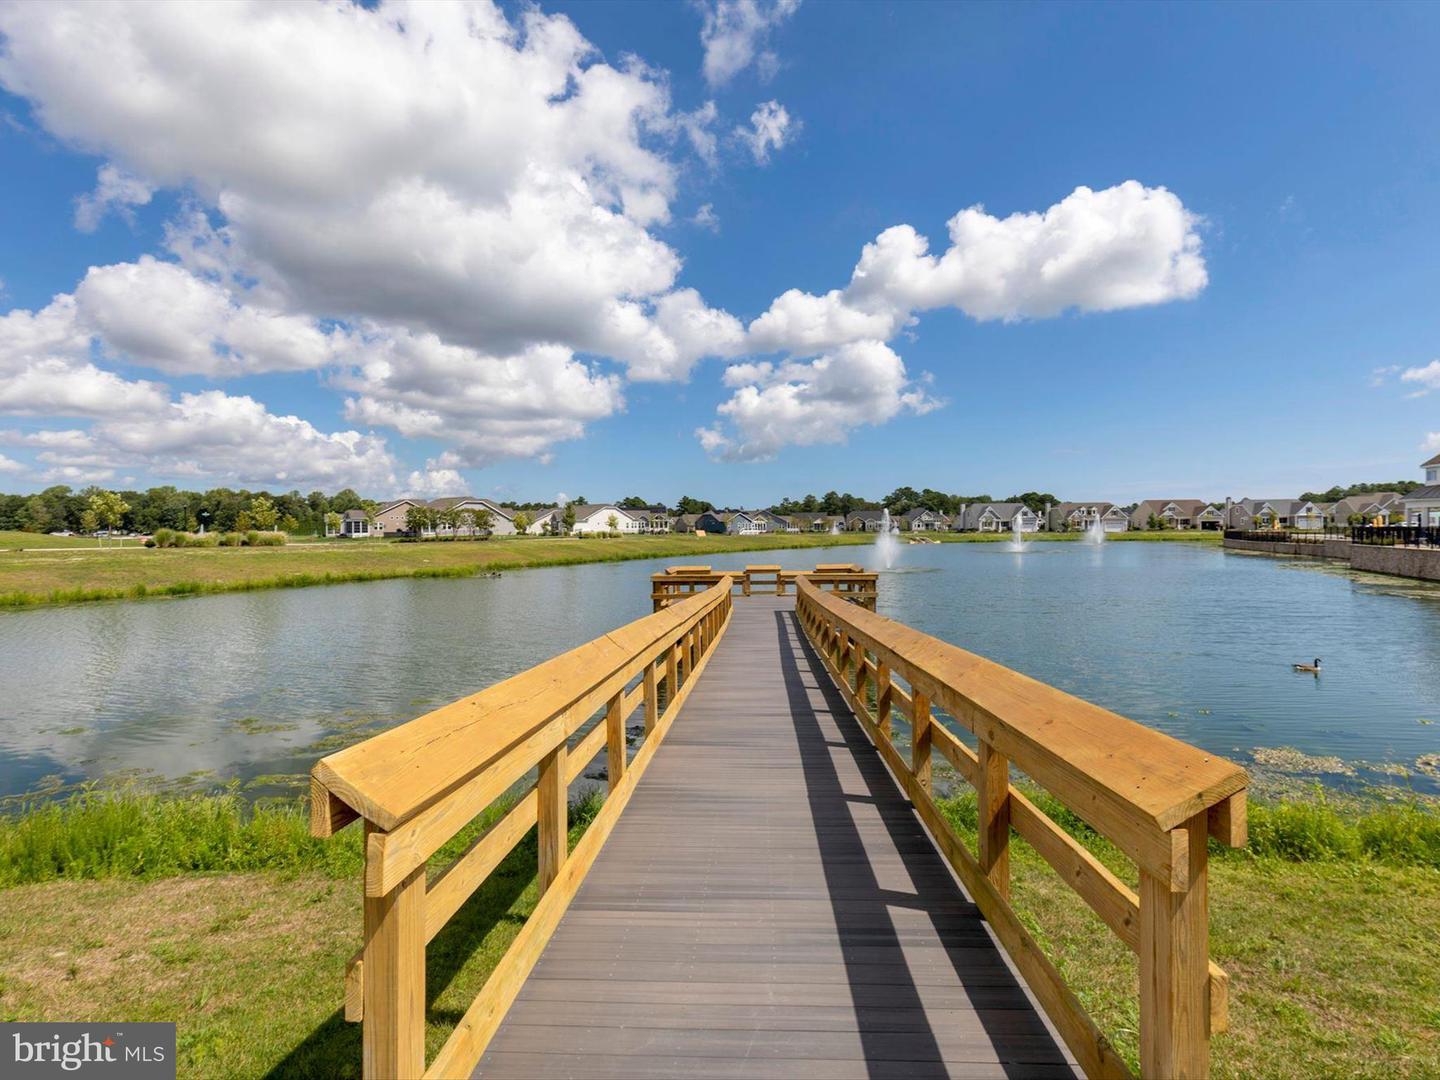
<box><xmin>1225</xmin><ymin>526</ymin><xmax>1439</xmax><ymax>548</ymax></box>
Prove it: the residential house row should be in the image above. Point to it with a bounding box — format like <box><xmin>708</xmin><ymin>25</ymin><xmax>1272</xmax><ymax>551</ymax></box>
<box><xmin>334</xmin><ymin>454</ymin><xmax>1440</xmax><ymax>540</ymax></box>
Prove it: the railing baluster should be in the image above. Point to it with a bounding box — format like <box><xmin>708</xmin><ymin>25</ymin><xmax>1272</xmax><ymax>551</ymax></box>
<box><xmin>643</xmin><ymin>660</ymin><xmax>658</xmax><ymax>734</ymax></box>
<box><xmin>977</xmin><ymin>741</ymin><xmax>1011</xmax><ymax>900</ymax></box>
<box><xmin>362</xmin><ymin>822</ymin><xmax>426</xmax><ymax>1080</ymax></box>
<box><xmin>536</xmin><ymin>742</ymin><xmax>567</xmax><ymax>896</ymax></box>
<box><xmin>605</xmin><ymin>690</ymin><xmax>626</xmax><ymax>791</ymax></box>
<box><xmin>668</xmin><ymin>636</ymin><xmax>680</xmax><ymax>696</ymax></box>
<box><xmin>911</xmin><ymin>690</ymin><xmax>931</xmax><ymax>793</ymax></box>
<box><xmin>876</xmin><ymin>659</ymin><xmax>892</xmax><ymax>739</ymax></box>
<box><xmin>1140</xmin><ymin>812</ymin><xmax>1211</xmax><ymax>1079</ymax></box>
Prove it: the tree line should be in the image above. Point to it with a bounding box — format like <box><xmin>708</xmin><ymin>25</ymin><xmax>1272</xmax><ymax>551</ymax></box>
<box><xmin>0</xmin><ymin>484</ymin><xmax>373</xmax><ymax>535</ymax></box>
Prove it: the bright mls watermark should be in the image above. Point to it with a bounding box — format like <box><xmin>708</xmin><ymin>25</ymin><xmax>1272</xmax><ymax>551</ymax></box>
<box><xmin>2</xmin><ymin>1024</ymin><xmax>175</xmax><ymax>1078</ymax></box>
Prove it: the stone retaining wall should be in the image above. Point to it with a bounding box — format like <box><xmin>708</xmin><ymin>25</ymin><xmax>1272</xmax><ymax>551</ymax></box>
<box><xmin>1224</xmin><ymin>536</ymin><xmax>1440</xmax><ymax>582</ymax></box>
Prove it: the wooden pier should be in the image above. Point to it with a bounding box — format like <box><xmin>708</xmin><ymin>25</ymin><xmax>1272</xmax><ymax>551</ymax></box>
<box><xmin>312</xmin><ymin>567</ymin><xmax>1248</xmax><ymax>1080</ymax></box>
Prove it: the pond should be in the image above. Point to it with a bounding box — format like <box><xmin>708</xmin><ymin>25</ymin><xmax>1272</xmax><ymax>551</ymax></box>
<box><xmin>1</xmin><ymin>540</ymin><xmax>1437</xmax><ymax>802</ymax></box>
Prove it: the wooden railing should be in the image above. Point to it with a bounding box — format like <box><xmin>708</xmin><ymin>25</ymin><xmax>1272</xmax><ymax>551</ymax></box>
<box><xmin>310</xmin><ymin>578</ymin><xmax>734</xmax><ymax>1079</ymax></box>
<box><xmin>651</xmin><ymin>564</ymin><xmax>878</xmax><ymax>610</ymax></box>
<box><xmin>795</xmin><ymin>575</ymin><xmax>1248</xmax><ymax>1080</ymax></box>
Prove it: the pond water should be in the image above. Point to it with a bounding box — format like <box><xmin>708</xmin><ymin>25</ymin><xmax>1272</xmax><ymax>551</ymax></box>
<box><xmin>1</xmin><ymin>541</ymin><xmax>1437</xmax><ymax>801</ymax></box>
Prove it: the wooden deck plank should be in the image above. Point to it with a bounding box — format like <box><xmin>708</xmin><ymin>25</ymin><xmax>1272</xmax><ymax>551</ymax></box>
<box><xmin>473</xmin><ymin>596</ymin><xmax>1076</xmax><ymax>1079</ymax></box>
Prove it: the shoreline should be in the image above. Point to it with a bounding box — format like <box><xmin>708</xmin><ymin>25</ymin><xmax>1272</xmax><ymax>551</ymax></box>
<box><xmin>0</xmin><ymin>530</ymin><xmax>1219</xmax><ymax>610</ymax></box>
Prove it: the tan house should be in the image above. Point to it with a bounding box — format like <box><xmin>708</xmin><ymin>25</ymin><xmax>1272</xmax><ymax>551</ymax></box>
<box><xmin>1130</xmin><ymin>500</ymin><xmax>1211</xmax><ymax>530</ymax></box>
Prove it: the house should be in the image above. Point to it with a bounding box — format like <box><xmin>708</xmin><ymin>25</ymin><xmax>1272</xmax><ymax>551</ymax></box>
<box><xmin>960</xmin><ymin>503</ymin><xmax>1039</xmax><ymax>533</ymax></box>
<box><xmin>1405</xmin><ymin>453</ymin><xmax>1440</xmax><ymax>526</ymax></box>
<box><xmin>1048</xmin><ymin>502</ymin><xmax>1129</xmax><ymax>534</ymax></box>
<box><xmin>1330</xmin><ymin>492</ymin><xmax>1405</xmax><ymax>526</ymax></box>
<box><xmin>1193</xmin><ymin>505</ymin><xmax>1225</xmax><ymax>530</ymax></box>
<box><xmin>374</xmin><ymin>498</ymin><xmax>425</xmax><ymax>535</ymax></box>
<box><xmin>427</xmin><ymin>497</ymin><xmax>517</xmax><ymax>536</ymax></box>
<box><xmin>523</xmin><ymin>507</ymin><xmax>563</xmax><ymax>534</ymax></box>
<box><xmin>670</xmin><ymin>513</ymin><xmax>702</xmax><ymax>534</ymax></box>
<box><xmin>693</xmin><ymin>510</ymin><xmax>729</xmax><ymax>534</ymax></box>
<box><xmin>728</xmin><ymin>510</ymin><xmax>778</xmax><ymax>535</ymax></box>
<box><xmin>374</xmin><ymin>496</ymin><xmax>516</xmax><ymax>536</ymax></box>
<box><xmin>845</xmin><ymin>510</ymin><xmax>890</xmax><ymax>532</ymax></box>
<box><xmin>627</xmin><ymin>508</ymin><xmax>672</xmax><ymax>534</ymax></box>
<box><xmin>787</xmin><ymin>513</ymin><xmax>844</xmax><ymax>533</ymax></box>
<box><xmin>1131</xmin><ymin>500</ymin><xmax>1213</xmax><ymax>530</ymax></box>
<box><xmin>329</xmin><ymin>508</ymin><xmax>376</xmax><ymax>537</ymax></box>
<box><xmin>899</xmin><ymin>508</ymin><xmax>950</xmax><ymax>532</ymax></box>
<box><xmin>1223</xmin><ymin>499</ymin><xmax>1324</xmax><ymax>530</ymax></box>
<box><xmin>568</xmin><ymin>504</ymin><xmax>639</xmax><ymax>535</ymax></box>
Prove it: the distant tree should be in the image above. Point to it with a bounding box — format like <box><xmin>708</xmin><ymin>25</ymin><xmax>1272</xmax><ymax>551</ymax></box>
<box><xmin>325</xmin><ymin>510</ymin><xmax>343</xmax><ymax>536</ymax></box>
<box><xmin>473</xmin><ymin>507</ymin><xmax>495</xmax><ymax>536</ymax></box>
<box><xmin>607</xmin><ymin>512</ymin><xmax>620</xmax><ymax>535</ymax></box>
<box><xmin>883</xmin><ymin>486</ymin><xmax>922</xmax><ymax>513</ymax></box>
<box><xmin>79</xmin><ymin>508</ymin><xmax>100</xmax><ymax>540</ymax></box>
<box><xmin>561</xmin><ymin>505</ymin><xmax>576</xmax><ymax>535</ymax></box>
<box><xmin>1006</xmin><ymin>492</ymin><xmax>1058</xmax><ymax>516</ymax></box>
<box><xmin>674</xmin><ymin>495</ymin><xmax>713</xmax><ymax>515</ymax></box>
<box><xmin>89</xmin><ymin>490</ymin><xmax>130</xmax><ymax>541</ymax></box>
<box><xmin>404</xmin><ymin>505</ymin><xmax>427</xmax><ymax>535</ymax></box>
<box><xmin>21</xmin><ymin>496</ymin><xmax>52</xmax><ymax>533</ymax></box>
<box><xmin>437</xmin><ymin>506</ymin><xmax>461</xmax><ymax>538</ymax></box>
<box><xmin>281</xmin><ymin>513</ymin><xmax>301</xmax><ymax>534</ymax></box>
<box><xmin>235</xmin><ymin>510</ymin><xmax>253</xmax><ymax>532</ymax></box>
<box><xmin>617</xmin><ymin>496</ymin><xmax>650</xmax><ymax>510</ymax></box>
<box><xmin>249</xmin><ymin>495</ymin><xmax>279</xmax><ymax>531</ymax></box>
<box><xmin>512</xmin><ymin>510</ymin><xmax>532</xmax><ymax>534</ymax></box>
<box><xmin>1146</xmin><ymin>512</ymin><xmax>1162</xmax><ymax>531</ymax></box>
<box><xmin>1347</xmin><ymin>513</ymin><xmax>1364</xmax><ymax>526</ymax></box>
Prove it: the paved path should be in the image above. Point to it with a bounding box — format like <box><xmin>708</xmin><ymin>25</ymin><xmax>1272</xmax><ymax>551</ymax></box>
<box><xmin>475</xmin><ymin>596</ymin><xmax>1076</xmax><ymax>1079</ymax></box>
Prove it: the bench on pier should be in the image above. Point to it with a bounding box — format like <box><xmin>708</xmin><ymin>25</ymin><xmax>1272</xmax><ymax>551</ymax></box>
<box><xmin>653</xmin><ymin>564</ymin><xmax>879</xmax><ymax>610</ymax></box>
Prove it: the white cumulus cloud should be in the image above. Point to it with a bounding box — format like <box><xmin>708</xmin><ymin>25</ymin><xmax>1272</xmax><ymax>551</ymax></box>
<box><xmin>698</xmin><ymin>340</ymin><xmax>939</xmax><ymax>462</ymax></box>
<box><xmin>698</xmin><ymin>0</ymin><xmax>800</xmax><ymax>86</ymax></box>
<box><xmin>1401</xmin><ymin>360</ymin><xmax>1440</xmax><ymax>396</ymax></box>
<box><xmin>73</xmin><ymin>164</ymin><xmax>153</xmax><ymax>233</ymax></box>
<box><xmin>736</xmin><ymin>100</ymin><xmax>794</xmax><ymax>164</ymax></box>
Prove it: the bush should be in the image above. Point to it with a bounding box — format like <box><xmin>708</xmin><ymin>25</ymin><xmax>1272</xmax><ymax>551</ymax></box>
<box><xmin>181</xmin><ymin>532</ymin><xmax>218</xmax><ymax>547</ymax></box>
<box><xmin>249</xmin><ymin>531</ymin><xmax>286</xmax><ymax>547</ymax></box>
<box><xmin>245</xmin><ymin>530</ymin><xmax>260</xmax><ymax>546</ymax></box>
<box><xmin>218</xmin><ymin>532</ymin><xmax>243</xmax><ymax>546</ymax></box>
<box><xmin>152</xmin><ymin>527</ymin><xmax>176</xmax><ymax>548</ymax></box>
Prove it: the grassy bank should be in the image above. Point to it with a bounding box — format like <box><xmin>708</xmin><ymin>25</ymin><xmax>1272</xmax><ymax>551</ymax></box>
<box><xmin>0</xmin><ymin>787</ymin><xmax>1435</xmax><ymax>1077</ymax></box>
<box><xmin>0</xmin><ymin>533</ymin><xmax>875</xmax><ymax>609</ymax></box>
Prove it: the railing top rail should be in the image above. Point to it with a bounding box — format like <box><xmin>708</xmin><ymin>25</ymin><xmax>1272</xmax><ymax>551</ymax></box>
<box><xmin>796</xmin><ymin>575</ymin><xmax>1246</xmax><ymax>837</ymax></box>
<box><xmin>664</xmin><ymin>565</ymin><xmax>712</xmax><ymax>574</ymax></box>
<box><xmin>313</xmin><ymin>577</ymin><xmax>732</xmax><ymax>832</ymax></box>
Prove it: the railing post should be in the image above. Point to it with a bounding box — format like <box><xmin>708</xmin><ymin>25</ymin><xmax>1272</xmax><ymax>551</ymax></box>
<box><xmin>362</xmin><ymin>822</ymin><xmax>426</xmax><ymax>1080</ymax></box>
<box><xmin>605</xmin><ymin>691</ymin><xmax>625</xmax><ymax>791</ymax></box>
<box><xmin>1140</xmin><ymin>812</ymin><xmax>1210</xmax><ymax>1079</ymax></box>
<box><xmin>536</xmin><ymin>742</ymin><xmax>567</xmax><ymax>896</ymax></box>
<box><xmin>667</xmin><ymin>638</ymin><xmax>680</xmax><ymax>697</ymax></box>
<box><xmin>643</xmin><ymin>661</ymin><xmax>658</xmax><ymax>734</ymax></box>
<box><xmin>876</xmin><ymin>659</ymin><xmax>892</xmax><ymax>739</ymax></box>
<box><xmin>911</xmin><ymin>690</ymin><xmax>931</xmax><ymax>793</ymax></box>
<box><xmin>977</xmin><ymin>741</ymin><xmax>1011</xmax><ymax>900</ymax></box>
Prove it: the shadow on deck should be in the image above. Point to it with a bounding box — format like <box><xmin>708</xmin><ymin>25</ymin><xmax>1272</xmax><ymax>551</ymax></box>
<box><xmin>473</xmin><ymin>597</ymin><xmax>1075</xmax><ymax>1079</ymax></box>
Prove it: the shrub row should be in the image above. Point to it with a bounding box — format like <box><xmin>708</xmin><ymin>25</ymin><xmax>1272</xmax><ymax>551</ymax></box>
<box><xmin>148</xmin><ymin>529</ymin><xmax>286</xmax><ymax>548</ymax></box>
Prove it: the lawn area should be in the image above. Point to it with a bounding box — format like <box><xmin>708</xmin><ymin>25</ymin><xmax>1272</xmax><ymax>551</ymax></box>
<box><xmin>0</xmin><ymin>529</ymin><xmax>145</xmax><ymax>550</ymax></box>
<box><xmin>0</xmin><ymin>532</ymin><xmax>875</xmax><ymax>608</ymax></box>
<box><xmin>0</xmin><ymin>788</ymin><xmax>1435</xmax><ymax>1078</ymax></box>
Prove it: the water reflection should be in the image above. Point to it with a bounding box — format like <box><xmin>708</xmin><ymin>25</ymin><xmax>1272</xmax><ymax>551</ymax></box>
<box><xmin>0</xmin><ymin>542</ymin><xmax>1437</xmax><ymax>798</ymax></box>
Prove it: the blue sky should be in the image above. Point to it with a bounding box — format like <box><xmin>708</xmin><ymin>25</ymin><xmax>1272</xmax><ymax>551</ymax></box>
<box><xmin>0</xmin><ymin>1</ymin><xmax>1437</xmax><ymax>505</ymax></box>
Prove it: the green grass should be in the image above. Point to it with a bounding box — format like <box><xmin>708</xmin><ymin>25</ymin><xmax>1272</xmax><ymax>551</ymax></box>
<box><xmin>937</xmin><ymin>788</ymin><xmax>1440</xmax><ymax>1077</ymax></box>
<box><xmin>0</xmin><ymin>786</ymin><xmax>1436</xmax><ymax>1077</ymax></box>
<box><xmin>0</xmin><ymin>529</ymin><xmax>144</xmax><ymax>550</ymax></box>
<box><xmin>0</xmin><ymin>532</ymin><xmax>878</xmax><ymax>608</ymax></box>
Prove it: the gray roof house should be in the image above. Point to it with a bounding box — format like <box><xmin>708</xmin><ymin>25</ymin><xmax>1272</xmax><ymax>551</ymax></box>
<box><xmin>960</xmin><ymin>502</ymin><xmax>1039</xmax><ymax>532</ymax></box>
<box><xmin>1405</xmin><ymin>453</ymin><xmax>1440</xmax><ymax>526</ymax></box>
<box><xmin>845</xmin><ymin>510</ymin><xmax>890</xmax><ymax>532</ymax></box>
<box><xmin>1048</xmin><ymin>502</ymin><xmax>1129</xmax><ymax>533</ymax></box>
<box><xmin>899</xmin><ymin>508</ymin><xmax>950</xmax><ymax>531</ymax></box>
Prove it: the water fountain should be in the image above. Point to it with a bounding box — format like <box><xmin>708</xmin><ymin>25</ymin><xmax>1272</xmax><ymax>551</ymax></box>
<box><xmin>1006</xmin><ymin>513</ymin><xmax>1030</xmax><ymax>553</ymax></box>
<box><xmin>829</xmin><ymin>519</ymin><xmax>840</xmax><ymax>535</ymax></box>
<box><xmin>1085</xmin><ymin>515</ymin><xmax>1107</xmax><ymax>545</ymax></box>
<box><xmin>875</xmin><ymin>508</ymin><xmax>900</xmax><ymax>569</ymax></box>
